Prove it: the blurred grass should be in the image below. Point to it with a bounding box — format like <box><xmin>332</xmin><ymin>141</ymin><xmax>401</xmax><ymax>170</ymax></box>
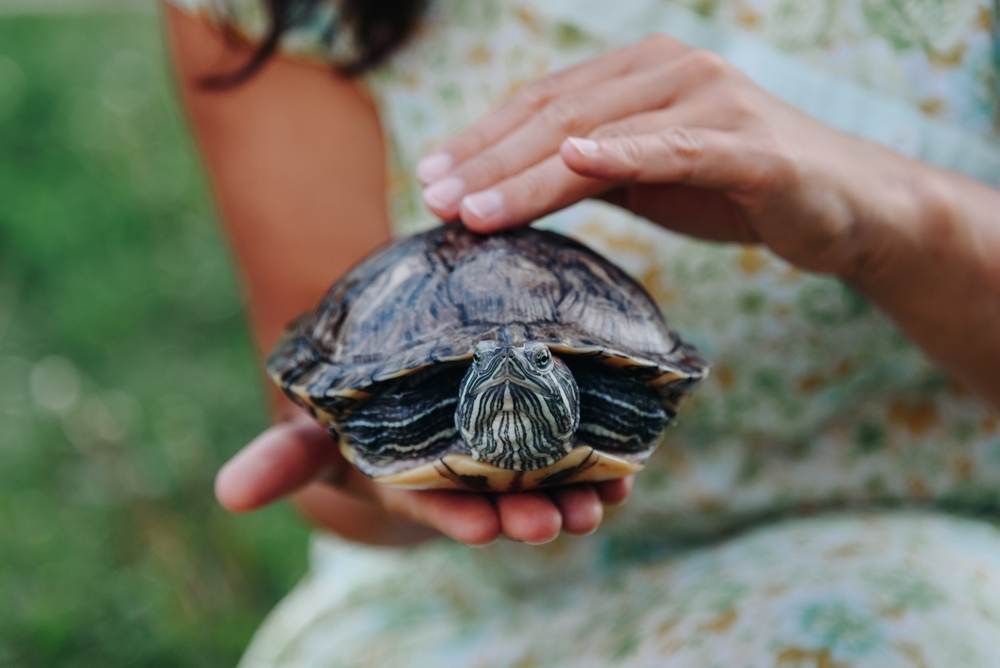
<box><xmin>0</xmin><ymin>7</ymin><xmax>310</xmax><ymax>667</ymax></box>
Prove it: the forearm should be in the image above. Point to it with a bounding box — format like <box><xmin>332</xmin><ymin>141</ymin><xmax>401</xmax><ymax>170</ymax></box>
<box><xmin>169</xmin><ymin>7</ymin><xmax>433</xmax><ymax>545</ymax></box>
<box><xmin>167</xmin><ymin>5</ymin><xmax>392</xmax><ymax>358</ymax></box>
<box><xmin>847</xmin><ymin>156</ymin><xmax>1000</xmax><ymax>407</ymax></box>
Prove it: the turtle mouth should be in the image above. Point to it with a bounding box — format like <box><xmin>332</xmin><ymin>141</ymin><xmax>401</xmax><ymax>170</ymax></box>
<box><xmin>473</xmin><ymin>373</ymin><xmax>554</xmax><ymax>398</ymax></box>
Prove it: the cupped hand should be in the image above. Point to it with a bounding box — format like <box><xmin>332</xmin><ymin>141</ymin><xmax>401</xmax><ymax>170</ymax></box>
<box><xmin>215</xmin><ymin>416</ymin><xmax>633</xmax><ymax>547</ymax></box>
<box><xmin>419</xmin><ymin>34</ymin><xmax>920</xmax><ymax>278</ymax></box>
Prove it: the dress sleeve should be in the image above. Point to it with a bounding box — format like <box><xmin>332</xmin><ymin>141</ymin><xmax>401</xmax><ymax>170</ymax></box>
<box><xmin>165</xmin><ymin>0</ymin><xmax>352</xmax><ymax>66</ymax></box>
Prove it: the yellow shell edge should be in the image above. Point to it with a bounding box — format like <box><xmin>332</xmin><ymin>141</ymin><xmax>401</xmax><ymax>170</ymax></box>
<box><xmin>371</xmin><ymin>445</ymin><xmax>643</xmax><ymax>492</ymax></box>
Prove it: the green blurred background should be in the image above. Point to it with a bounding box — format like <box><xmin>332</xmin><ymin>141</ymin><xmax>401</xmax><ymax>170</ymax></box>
<box><xmin>0</xmin><ymin>1</ymin><xmax>310</xmax><ymax>665</ymax></box>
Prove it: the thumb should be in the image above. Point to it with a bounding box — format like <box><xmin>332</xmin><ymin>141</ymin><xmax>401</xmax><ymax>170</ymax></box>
<box><xmin>215</xmin><ymin>417</ymin><xmax>336</xmax><ymax>512</ymax></box>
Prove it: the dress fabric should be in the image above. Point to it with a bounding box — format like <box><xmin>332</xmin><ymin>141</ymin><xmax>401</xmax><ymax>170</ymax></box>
<box><xmin>171</xmin><ymin>0</ymin><xmax>1000</xmax><ymax>665</ymax></box>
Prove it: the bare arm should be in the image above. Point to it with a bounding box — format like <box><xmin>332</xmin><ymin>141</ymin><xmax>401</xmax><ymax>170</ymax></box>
<box><xmin>166</xmin><ymin>6</ymin><xmax>628</xmax><ymax>546</ymax></box>
<box><xmin>166</xmin><ymin>5</ymin><xmax>392</xmax><ymax>360</ymax></box>
<box><xmin>846</xmin><ymin>169</ymin><xmax>1000</xmax><ymax>407</ymax></box>
<box><xmin>167</xmin><ymin>5</ymin><xmax>410</xmax><ymax>545</ymax></box>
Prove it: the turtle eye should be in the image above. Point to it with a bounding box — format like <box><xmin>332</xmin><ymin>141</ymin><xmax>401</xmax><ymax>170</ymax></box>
<box><xmin>534</xmin><ymin>348</ymin><xmax>551</xmax><ymax>369</ymax></box>
<box><xmin>473</xmin><ymin>349</ymin><xmax>482</xmax><ymax>365</ymax></box>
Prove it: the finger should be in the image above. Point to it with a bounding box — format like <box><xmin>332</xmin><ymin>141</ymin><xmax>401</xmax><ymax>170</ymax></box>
<box><xmin>621</xmin><ymin>182</ymin><xmax>757</xmax><ymax>243</ymax></box>
<box><xmin>215</xmin><ymin>417</ymin><xmax>336</xmax><ymax>512</ymax></box>
<box><xmin>561</xmin><ymin>128</ymin><xmax>761</xmax><ymax>190</ymax></box>
<box><xmin>322</xmin><ymin>463</ymin><xmax>504</xmax><ymax>546</ymax></box>
<box><xmin>422</xmin><ymin>57</ymin><xmax>711</xmax><ymax>220</ymax></box>
<box><xmin>293</xmin><ymin>482</ymin><xmax>442</xmax><ymax>546</ymax></box>
<box><xmin>588</xmin><ymin>107</ymin><xmax>691</xmax><ymax>141</ymax></box>
<box><xmin>458</xmin><ymin>155</ymin><xmax>608</xmax><ymax>232</ymax></box>
<box><xmin>496</xmin><ymin>492</ymin><xmax>562</xmax><ymax>544</ymax></box>
<box><xmin>451</xmin><ymin>106</ymin><xmax>706</xmax><ymax>229</ymax></box>
<box><xmin>595</xmin><ymin>476</ymin><xmax>634</xmax><ymax>506</ymax></box>
<box><xmin>416</xmin><ymin>35</ymin><xmax>691</xmax><ymax>184</ymax></box>
<box><xmin>550</xmin><ymin>485</ymin><xmax>603</xmax><ymax>535</ymax></box>
<box><xmin>375</xmin><ymin>487</ymin><xmax>503</xmax><ymax>546</ymax></box>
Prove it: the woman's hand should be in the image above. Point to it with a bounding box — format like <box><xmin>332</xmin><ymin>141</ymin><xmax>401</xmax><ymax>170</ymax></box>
<box><xmin>215</xmin><ymin>415</ymin><xmax>633</xmax><ymax>547</ymax></box>
<box><xmin>418</xmin><ymin>34</ymin><xmax>932</xmax><ymax>279</ymax></box>
<box><xmin>421</xmin><ymin>33</ymin><xmax>1000</xmax><ymax>408</ymax></box>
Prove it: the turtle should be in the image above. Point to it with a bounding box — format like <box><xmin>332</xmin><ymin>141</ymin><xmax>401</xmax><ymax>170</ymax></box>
<box><xmin>267</xmin><ymin>223</ymin><xmax>708</xmax><ymax>492</ymax></box>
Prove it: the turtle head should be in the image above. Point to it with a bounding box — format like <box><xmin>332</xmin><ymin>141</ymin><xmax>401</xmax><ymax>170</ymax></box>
<box><xmin>455</xmin><ymin>340</ymin><xmax>580</xmax><ymax>470</ymax></box>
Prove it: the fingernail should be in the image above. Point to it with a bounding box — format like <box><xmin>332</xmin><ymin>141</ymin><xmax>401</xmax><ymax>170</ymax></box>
<box><xmin>462</xmin><ymin>189</ymin><xmax>504</xmax><ymax>221</ymax></box>
<box><xmin>416</xmin><ymin>152</ymin><xmax>453</xmax><ymax>184</ymax></box>
<box><xmin>523</xmin><ymin>536</ymin><xmax>558</xmax><ymax>546</ymax></box>
<box><xmin>567</xmin><ymin>137</ymin><xmax>600</xmax><ymax>157</ymax></box>
<box><xmin>422</xmin><ymin>176</ymin><xmax>465</xmax><ymax>211</ymax></box>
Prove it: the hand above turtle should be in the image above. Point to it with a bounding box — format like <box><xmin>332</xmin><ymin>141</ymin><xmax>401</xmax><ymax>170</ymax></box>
<box><xmin>417</xmin><ymin>34</ymin><xmax>937</xmax><ymax>280</ymax></box>
<box><xmin>418</xmin><ymin>33</ymin><xmax>1000</xmax><ymax>410</ymax></box>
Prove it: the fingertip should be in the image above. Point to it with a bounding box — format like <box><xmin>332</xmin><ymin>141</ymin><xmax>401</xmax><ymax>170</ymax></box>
<box><xmin>413</xmin><ymin>491</ymin><xmax>502</xmax><ymax>547</ymax></box>
<box><xmin>459</xmin><ymin>195</ymin><xmax>530</xmax><ymax>236</ymax></box>
<box><xmin>214</xmin><ymin>436</ymin><xmax>278</xmax><ymax>513</ymax></box>
<box><xmin>214</xmin><ymin>419</ymin><xmax>333</xmax><ymax>514</ymax></box>
<box><xmin>561</xmin><ymin>136</ymin><xmax>628</xmax><ymax>183</ymax></box>
<box><xmin>214</xmin><ymin>459</ymin><xmax>256</xmax><ymax>513</ymax></box>
<box><xmin>565</xmin><ymin>137</ymin><xmax>601</xmax><ymax>158</ymax></box>
<box><xmin>497</xmin><ymin>493</ymin><xmax>562</xmax><ymax>544</ymax></box>
<box><xmin>415</xmin><ymin>151</ymin><xmax>453</xmax><ymax>185</ymax></box>
<box><xmin>458</xmin><ymin>213</ymin><xmax>503</xmax><ymax>235</ymax></box>
<box><xmin>560</xmin><ymin>137</ymin><xmax>603</xmax><ymax>175</ymax></box>
<box><xmin>596</xmin><ymin>476</ymin><xmax>634</xmax><ymax>506</ymax></box>
<box><xmin>422</xmin><ymin>176</ymin><xmax>466</xmax><ymax>219</ymax></box>
<box><xmin>552</xmin><ymin>485</ymin><xmax>603</xmax><ymax>536</ymax></box>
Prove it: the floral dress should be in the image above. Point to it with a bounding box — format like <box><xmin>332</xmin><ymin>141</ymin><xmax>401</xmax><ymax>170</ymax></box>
<box><xmin>172</xmin><ymin>0</ymin><xmax>1000</xmax><ymax>665</ymax></box>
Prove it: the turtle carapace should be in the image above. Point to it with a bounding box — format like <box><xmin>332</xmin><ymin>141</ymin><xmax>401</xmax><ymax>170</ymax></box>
<box><xmin>267</xmin><ymin>224</ymin><xmax>708</xmax><ymax>492</ymax></box>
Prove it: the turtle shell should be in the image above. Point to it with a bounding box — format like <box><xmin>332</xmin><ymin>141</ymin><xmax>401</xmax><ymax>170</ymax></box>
<box><xmin>268</xmin><ymin>223</ymin><xmax>707</xmax><ymax>492</ymax></box>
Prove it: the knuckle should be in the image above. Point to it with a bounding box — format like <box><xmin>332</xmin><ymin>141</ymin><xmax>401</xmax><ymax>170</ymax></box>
<box><xmin>640</xmin><ymin>33</ymin><xmax>674</xmax><ymax>56</ymax></box>
<box><xmin>680</xmin><ymin>49</ymin><xmax>729</xmax><ymax>79</ymax></box>
<box><xmin>724</xmin><ymin>91</ymin><xmax>756</xmax><ymax>124</ymax></box>
<box><xmin>458</xmin><ymin>124</ymin><xmax>491</xmax><ymax>155</ymax></box>
<box><xmin>541</xmin><ymin>97</ymin><xmax>588</xmax><ymax>135</ymax></box>
<box><xmin>515</xmin><ymin>167</ymin><xmax>550</xmax><ymax>203</ymax></box>
<box><xmin>657</xmin><ymin>128</ymin><xmax>704</xmax><ymax>179</ymax></box>
<box><xmin>591</xmin><ymin>117</ymin><xmax>648</xmax><ymax>140</ymax></box>
<box><xmin>759</xmin><ymin>140</ymin><xmax>798</xmax><ymax>191</ymax></box>
<box><xmin>473</xmin><ymin>150</ymin><xmax>509</xmax><ymax>181</ymax></box>
<box><xmin>519</xmin><ymin>78</ymin><xmax>560</xmax><ymax>111</ymax></box>
<box><xmin>615</xmin><ymin>137</ymin><xmax>647</xmax><ymax>177</ymax></box>
<box><xmin>662</xmin><ymin>128</ymin><xmax>704</xmax><ymax>157</ymax></box>
<box><xmin>711</xmin><ymin>79</ymin><xmax>761</xmax><ymax>126</ymax></box>
<box><xmin>591</xmin><ymin>124</ymin><xmax>624</xmax><ymax>140</ymax></box>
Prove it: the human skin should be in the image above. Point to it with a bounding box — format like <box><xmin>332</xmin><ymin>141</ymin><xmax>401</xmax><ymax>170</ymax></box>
<box><xmin>169</xmin><ymin>11</ymin><xmax>1000</xmax><ymax>548</ymax></box>
<box><xmin>167</xmin><ymin>6</ymin><xmax>627</xmax><ymax>548</ymax></box>
<box><xmin>418</xmin><ymin>36</ymin><xmax>1000</xmax><ymax>410</ymax></box>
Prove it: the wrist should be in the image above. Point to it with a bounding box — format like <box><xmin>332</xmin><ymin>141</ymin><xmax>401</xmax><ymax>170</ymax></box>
<box><xmin>838</xmin><ymin>150</ymin><xmax>960</xmax><ymax>302</ymax></box>
<box><xmin>839</xmin><ymin>156</ymin><xmax>1000</xmax><ymax>405</ymax></box>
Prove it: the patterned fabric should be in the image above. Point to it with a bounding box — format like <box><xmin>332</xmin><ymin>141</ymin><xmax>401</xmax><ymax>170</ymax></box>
<box><xmin>169</xmin><ymin>0</ymin><xmax>1000</xmax><ymax>664</ymax></box>
<box><xmin>241</xmin><ymin>514</ymin><xmax>1000</xmax><ymax>667</ymax></box>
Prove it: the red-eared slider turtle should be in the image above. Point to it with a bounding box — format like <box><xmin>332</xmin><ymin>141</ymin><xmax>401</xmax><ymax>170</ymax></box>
<box><xmin>267</xmin><ymin>224</ymin><xmax>707</xmax><ymax>492</ymax></box>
